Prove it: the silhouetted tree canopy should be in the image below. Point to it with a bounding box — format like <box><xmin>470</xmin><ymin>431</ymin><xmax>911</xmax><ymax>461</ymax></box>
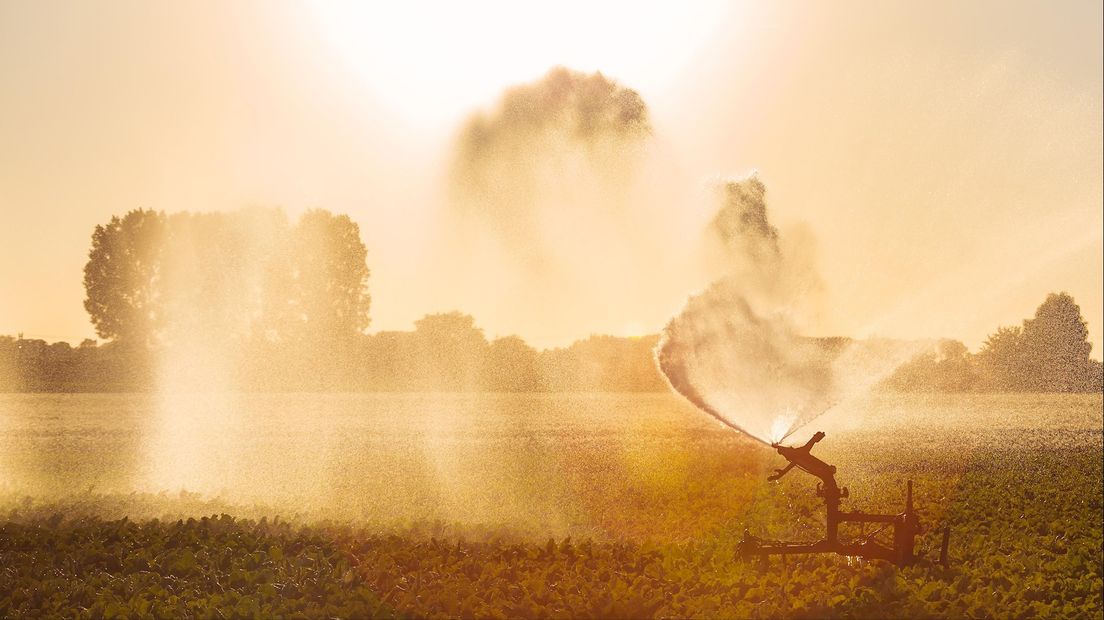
<box><xmin>887</xmin><ymin>292</ymin><xmax>1102</xmax><ymax>393</ymax></box>
<box><xmin>975</xmin><ymin>326</ymin><xmax>1024</xmax><ymax>391</ymax></box>
<box><xmin>484</xmin><ymin>336</ymin><xmax>540</xmax><ymax>392</ymax></box>
<box><xmin>883</xmin><ymin>339</ymin><xmax>977</xmax><ymax>393</ymax></box>
<box><xmin>83</xmin><ymin>209</ymin><xmax>168</xmax><ymax>346</ymax></box>
<box><xmin>159</xmin><ymin>208</ymin><xmax>289</xmax><ymax>345</ymax></box>
<box><xmin>411</xmin><ymin>312</ymin><xmax>488</xmax><ymax>391</ymax></box>
<box><xmin>1018</xmin><ymin>293</ymin><xmax>1096</xmax><ymax>391</ymax></box>
<box><xmin>81</xmin><ymin>208</ymin><xmax>371</xmax><ymax>351</ymax></box>
<box><xmin>286</xmin><ymin>210</ymin><xmax>371</xmax><ymax>341</ymax></box>
<box><xmin>540</xmin><ymin>334</ymin><xmax>668</xmax><ymax>392</ymax></box>
<box><xmin>15</xmin><ymin>245</ymin><xmax>1104</xmax><ymax>396</ymax></box>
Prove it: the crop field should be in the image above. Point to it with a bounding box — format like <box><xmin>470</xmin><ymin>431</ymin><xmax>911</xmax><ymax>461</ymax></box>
<box><xmin>1</xmin><ymin>393</ymin><xmax>1101</xmax><ymax>618</ymax></box>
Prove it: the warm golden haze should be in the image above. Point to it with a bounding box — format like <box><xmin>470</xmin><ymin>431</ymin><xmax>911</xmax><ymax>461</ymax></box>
<box><xmin>0</xmin><ymin>5</ymin><xmax>1101</xmax><ymax>618</ymax></box>
<box><xmin>1</xmin><ymin>1</ymin><xmax>1100</xmax><ymax>355</ymax></box>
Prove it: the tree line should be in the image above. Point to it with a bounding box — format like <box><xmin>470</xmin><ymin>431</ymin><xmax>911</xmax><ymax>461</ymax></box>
<box><xmin>1</xmin><ymin>207</ymin><xmax>672</xmax><ymax>392</ymax></box>
<box><xmin>0</xmin><ymin>208</ymin><xmax>1100</xmax><ymax>393</ymax></box>
<box><xmin>882</xmin><ymin>292</ymin><xmax>1103</xmax><ymax>393</ymax></box>
<box><xmin>0</xmin><ymin>316</ymin><xmax>669</xmax><ymax>393</ymax></box>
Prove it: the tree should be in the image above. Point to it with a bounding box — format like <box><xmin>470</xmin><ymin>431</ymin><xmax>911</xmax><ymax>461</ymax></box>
<box><xmin>158</xmin><ymin>208</ymin><xmax>290</xmax><ymax>346</ymax></box>
<box><xmin>83</xmin><ymin>207</ymin><xmax>373</xmax><ymax>390</ymax></box>
<box><xmin>82</xmin><ymin>209</ymin><xmax>167</xmax><ymax>346</ymax></box>
<box><xmin>976</xmin><ymin>293</ymin><xmax>1101</xmax><ymax>393</ymax></box>
<box><xmin>539</xmin><ymin>334</ymin><xmax>666</xmax><ymax>392</ymax></box>
<box><xmin>286</xmin><ymin>209</ymin><xmax>371</xmax><ymax>343</ymax></box>
<box><xmin>0</xmin><ymin>336</ymin><xmax>19</xmax><ymax>391</ymax></box>
<box><xmin>976</xmin><ymin>326</ymin><xmax>1025</xmax><ymax>391</ymax></box>
<box><xmin>933</xmin><ymin>340</ymin><xmax>977</xmax><ymax>392</ymax></box>
<box><xmin>412</xmin><ymin>312</ymin><xmax>487</xmax><ymax>390</ymax></box>
<box><xmin>484</xmin><ymin>335</ymin><xmax>540</xmax><ymax>392</ymax></box>
<box><xmin>884</xmin><ymin>339</ymin><xmax>977</xmax><ymax>392</ymax></box>
<box><xmin>1019</xmin><ymin>292</ymin><xmax>1096</xmax><ymax>392</ymax></box>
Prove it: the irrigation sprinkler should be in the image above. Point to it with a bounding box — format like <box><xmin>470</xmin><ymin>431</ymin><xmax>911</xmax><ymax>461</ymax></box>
<box><xmin>737</xmin><ymin>431</ymin><xmax>929</xmax><ymax>568</ymax></box>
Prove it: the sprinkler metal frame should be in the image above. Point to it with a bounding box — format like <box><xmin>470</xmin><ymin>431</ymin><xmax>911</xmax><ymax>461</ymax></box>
<box><xmin>737</xmin><ymin>432</ymin><xmax>940</xmax><ymax>568</ymax></box>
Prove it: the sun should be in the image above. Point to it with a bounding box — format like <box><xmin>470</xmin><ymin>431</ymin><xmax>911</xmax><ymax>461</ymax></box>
<box><xmin>306</xmin><ymin>0</ymin><xmax>733</xmax><ymax>127</ymax></box>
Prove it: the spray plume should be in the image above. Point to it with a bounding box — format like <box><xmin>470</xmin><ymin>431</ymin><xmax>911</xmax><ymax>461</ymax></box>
<box><xmin>656</xmin><ymin>176</ymin><xmax>920</xmax><ymax>445</ymax></box>
<box><xmin>441</xmin><ymin>67</ymin><xmax>700</xmax><ymax>344</ymax></box>
<box><xmin>449</xmin><ymin>67</ymin><xmax>650</xmax><ymax>252</ymax></box>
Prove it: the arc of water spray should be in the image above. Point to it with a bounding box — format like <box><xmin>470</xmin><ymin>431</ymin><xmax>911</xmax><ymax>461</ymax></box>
<box><xmin>776</xmin><ymin>401</ymin><xmax>837</xmax><ymax>445</ymax></box>
<box><xmin>655</xmin><ymin>342</ymin><xmax>770</xmax><ymax>446</ymax></box>
<box><xmin>656</xmin><ymin>325</ymin><xmax>847</xmax><ymax>447</ymax></box>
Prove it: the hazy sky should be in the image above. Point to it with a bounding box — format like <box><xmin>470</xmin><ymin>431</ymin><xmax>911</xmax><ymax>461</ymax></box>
<box><xmin>1</xmin><ymin>1</ymin><xmax>1101</xmax><ymax>357</ymax></box>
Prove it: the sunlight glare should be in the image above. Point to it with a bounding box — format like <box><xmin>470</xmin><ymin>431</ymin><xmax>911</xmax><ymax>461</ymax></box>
<box><xmin>306</xmin><ymin>0</ymin><xmax>731</xmax><ymax>126</ymax></box>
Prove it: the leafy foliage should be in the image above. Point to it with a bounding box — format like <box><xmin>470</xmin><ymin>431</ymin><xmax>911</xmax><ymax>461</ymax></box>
<box><xmin>886</xmin><ymin>292</ymin><xmax>1103</xmax><ymax>394</ymax></box>
<box><xmin>7</xmin><ymin>291</ymin><xmax>1100</xmax><ymax>394</ymax></box>
<box><xmin>83</xmin><ymin>210</ymin><xmax>168</xmax><ymax>346</ymax></box>
<box><xmin>81</xmin><ymin>207</ymin><xmax>371</xmax><ymax>349</ymax></box>
<box><xmin>1</xmin><ymin>411</ymin><xmax>1100</xmax><ymax>619</ymax></box>
<box><xmin>0</xmin><ymin>515</ymin><xmax>403</xmax><ymax>619</ymax></box>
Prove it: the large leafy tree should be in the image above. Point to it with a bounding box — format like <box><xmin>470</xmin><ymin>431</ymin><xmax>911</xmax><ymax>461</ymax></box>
<box><xmin>82</xmin><ymin>209</ymin><xmax>168</xmax><ymax>346</ymax></box>
<box><xmin>285</xmin><ymin>209</ymin><xmax>372</xmax><ymax>343</ymax></box>
<box><xmin>1019</xmin><ymin>293</ymin><xmax>1095</xmax><ymax>392</ymax></box>
<box><xmin>159</xmin><ymin>208</ymin><xmax>289</xmax><ymax>345</ymax></box>
<box><xmin>83</xmin><ymin>207</ymin><xmax>372</xmax><ymax>352</ymax></box>
<box><xmin>977</xmin><ymin>292</ymin><xmax>1100</xmax><ymax>392</ymax></box>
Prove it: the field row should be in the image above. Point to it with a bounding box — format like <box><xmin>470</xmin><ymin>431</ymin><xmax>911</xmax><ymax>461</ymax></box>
<box><xmin>2</xmin><ymin>441</ymin><xmax>1100</xmax><ymax>618</ymax></box>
